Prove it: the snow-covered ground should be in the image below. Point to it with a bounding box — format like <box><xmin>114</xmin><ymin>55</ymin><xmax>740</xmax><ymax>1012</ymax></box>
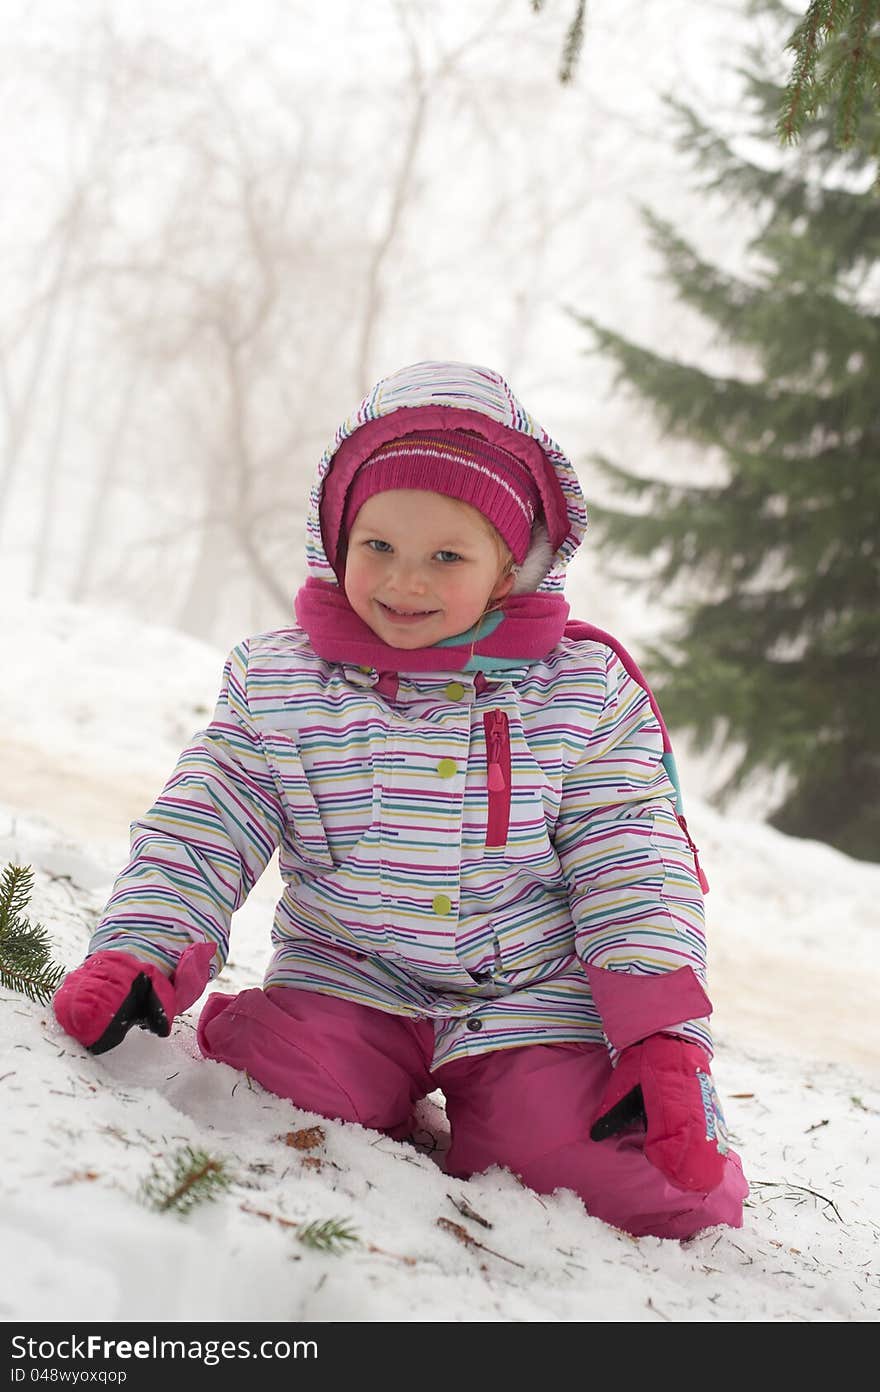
<box><xmin>2</xmin><ymin>599</ymin><xmax>879</xmax><ymax>1323</ymax></box>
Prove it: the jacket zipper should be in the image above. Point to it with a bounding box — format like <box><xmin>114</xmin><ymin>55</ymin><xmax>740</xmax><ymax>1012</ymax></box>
<box><xmin>676</xmin><ymin>813</ymin><xmax>710</xmax><ymax>894</ymax></box>
<box><xmin>483</xmin><ymin>709</ymin><xmax>511</xmax><ymax>848</ymax></box>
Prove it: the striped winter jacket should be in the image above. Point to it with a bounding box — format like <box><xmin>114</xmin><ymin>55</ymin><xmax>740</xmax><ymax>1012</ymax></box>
<box><xmin>89</xmin><ymin>362</ymin><xmax>713</xmax><ymax>1068</ymax></box>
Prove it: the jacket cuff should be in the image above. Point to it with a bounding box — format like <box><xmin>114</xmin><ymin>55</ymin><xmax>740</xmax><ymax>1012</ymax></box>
<box><xmin>584</xmin><ymin>963</ymin><xmax>712</xmax><ymax>1053</ymax></box>
<box><xmin>172</xmin><ymin>940</ymin><xmax>216</xmax><ymax>1012</ymax></box>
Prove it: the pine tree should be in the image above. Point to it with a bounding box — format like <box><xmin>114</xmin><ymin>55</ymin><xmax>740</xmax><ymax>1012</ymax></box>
<box><xmin>576</xmin><ymin>5</ymin><xmax>880</xmax><ymax>861</ymax></box>
<box><xmin>0</xmin><ymin>863</ymin><xmax>66</xmax><ymax>1003</ymax></box>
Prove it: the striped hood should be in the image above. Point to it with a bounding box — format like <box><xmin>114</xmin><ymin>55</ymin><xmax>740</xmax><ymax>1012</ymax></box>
<box><xmin>306</xmin><ymin>360</ymin><xmax>588</xmax><ymax>595</ymax></box>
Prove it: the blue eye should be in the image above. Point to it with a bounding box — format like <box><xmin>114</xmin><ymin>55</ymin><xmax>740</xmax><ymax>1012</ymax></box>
<box><xmin>366</xmin><ymin>539</ymin><xmax>393</xmax><ymax>553</ymax></box>
<box><xmin>436</xmin><ymin>550</ymin><xmax>463</xmax><ymax>563</ymax></box>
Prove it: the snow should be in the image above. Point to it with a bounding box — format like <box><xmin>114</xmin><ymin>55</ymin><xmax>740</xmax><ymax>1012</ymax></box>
<box><xmin>2</xmin><ymin>598</ymin><xmax>879</xmax><ymax>1324</ymax></box>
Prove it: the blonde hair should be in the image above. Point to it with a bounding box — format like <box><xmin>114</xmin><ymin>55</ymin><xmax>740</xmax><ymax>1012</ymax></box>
<box><xmin>449</xmin><ymin>496</ymin><xmax>513</xmax><ymax>569</ymax></box>
<box><xmin>468</xmin><ymin>506</ymin><xmax>555</xmax><ymax>596</ymax></box>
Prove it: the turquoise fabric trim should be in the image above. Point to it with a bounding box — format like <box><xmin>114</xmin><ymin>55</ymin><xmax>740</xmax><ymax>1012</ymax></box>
<box><xmin>434</xmin><ymin>611</ymin><xmax>505</xmax><ymax>646</ymax></box>
<box><xmin>661</xmin><ymin>749</ymin><xmax>683</xmax><ymax>811</ymax></box>
<box><xmin>435</xmin><ymin>612</ymin><xmax>531</xmax><ymax>671</ymax></box>
<box><xmin>463</xmin><ymin>655</ymin><xmax>531</xmax><ymax>673</ymax></box>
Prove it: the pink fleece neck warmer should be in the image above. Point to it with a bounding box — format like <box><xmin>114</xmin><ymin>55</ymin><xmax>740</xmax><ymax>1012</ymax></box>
<box><xmin>294</xmin><ymin>578</ymin><xmax>569</xmax><ymax>673</ymax></box>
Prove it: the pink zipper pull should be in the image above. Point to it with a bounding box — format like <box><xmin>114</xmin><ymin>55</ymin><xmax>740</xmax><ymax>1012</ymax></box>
<box><xmin>677</xmin><ymin>814</ymin><xmax>710</xmax><ymax>894</ymax></box>
<box><xmin>487</xmin><ymin>761</ymin><xmax>506</xmax><ymax>792</ymax></box>
<box><xmin>483</xmin><ymin>709</ymin><xmax>511</xmax><ymax>848</ymax></box>
<box><xmin>694</xmin><ymin>857</ymin><xmax>710</xmax><ymax>895</ymax></box>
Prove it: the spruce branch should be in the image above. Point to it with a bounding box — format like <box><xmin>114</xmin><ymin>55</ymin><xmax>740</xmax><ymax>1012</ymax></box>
<box><xmin>531</xmin><ymin>0</ymin><xmax>588</xmax><ymax>85</ymax></box>
<box><xmin>139</xmin><ymin>1145</ymin><xmax>233</xmax><ymax>1215</ymax></box>
<box><xmin>239</xmin><ymin>1203</ymin><xmax>360</xmax><ymax>1251</ymax></box>
<box><xmin>296</xmin><ymin>1217</ymin><xmax>359</xmax><ymax>1253</ymax></box>
<box><xmin>778</xmin><ymin>0</ymin><xmax>831</xmax><ymax>143</ymax></box>
<box><xmin>558</xmin><ymin>0</ymin><xmax>587</xmax><ymax>85</ymax></box>
<box><xmin>0</xmin><ymin>861</ymin><xmax>32</xmax><ymax>927</ymax></box>
<box><xmin>0</xmin><ymin>862</ymin><xmax>66</xmax><ymax>1005</ymax></box>
<box><xmin>779</xmin><ymin>0</ymin><xmax>880</xmax><ymax>152</ymax></box>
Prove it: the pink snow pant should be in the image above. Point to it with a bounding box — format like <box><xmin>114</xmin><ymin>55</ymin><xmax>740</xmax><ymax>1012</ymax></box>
<box><xmin>197</xmin><ymin>986</ymin><xmax>748</xmax><ymax>1240</ymax></box>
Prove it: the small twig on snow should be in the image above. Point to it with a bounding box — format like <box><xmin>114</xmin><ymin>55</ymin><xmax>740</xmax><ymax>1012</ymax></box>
<box><xmin>446</xmin><ymin>1193</ymin><xmax>493</xmax><ymax>1228</ymax></box>
<box><xmin>436</xmin><ymin>1216</ymin><xmax>524</xmax><ymax>1268</ymax></box>
<box><xmin>749</xmin><ymin>1179</ymin><xmax>843</xmax><ymax>1222</ymax></box>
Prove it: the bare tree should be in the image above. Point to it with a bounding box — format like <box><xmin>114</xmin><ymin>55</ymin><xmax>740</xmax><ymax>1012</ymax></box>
<box><xmin>5</xmin><ymin>0</ymin><xmax>624</xmax><ymax>643</ymax></box>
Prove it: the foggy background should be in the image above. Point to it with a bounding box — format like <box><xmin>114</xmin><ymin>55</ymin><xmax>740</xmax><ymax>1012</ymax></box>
<box><xmin>2</xmin><ymin>0</ymin><xmax>773</xmax><ymax>643</ymax></box>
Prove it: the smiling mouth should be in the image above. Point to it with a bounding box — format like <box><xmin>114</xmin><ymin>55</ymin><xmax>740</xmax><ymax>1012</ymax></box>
<box><xmin>377</xmin><ymin>602</ymin><xmax>439</xmax><ymax>620</ymax></box>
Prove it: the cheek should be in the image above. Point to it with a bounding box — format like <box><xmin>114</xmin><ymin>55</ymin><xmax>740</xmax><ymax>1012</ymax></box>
<box><xmin>343</xmin><ymin>555</ymin><xmax>371</xmax><ymax>609</ymax></box>
<box><xmin>439</xmin><ymin>569</ymin><xmax>497</xmax><ymax>615</ymax></box>
<box><xmin>435</xmin><ymin>571</ymin><xmax>475</xmax><ymax>600</ymax></box>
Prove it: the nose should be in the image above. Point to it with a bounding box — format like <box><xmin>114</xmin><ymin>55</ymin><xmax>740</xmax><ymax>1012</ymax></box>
<box><xmin>387</xmin><ymin>557</ymin><xmax>428</xmax><ymax>594</ymax></box>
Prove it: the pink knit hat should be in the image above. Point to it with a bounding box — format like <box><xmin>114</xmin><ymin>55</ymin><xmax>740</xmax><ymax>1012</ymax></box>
<box><xmin>342</xmin><ymin>430</ymin><xmax>542</xmax><ymax>564</ymax></box>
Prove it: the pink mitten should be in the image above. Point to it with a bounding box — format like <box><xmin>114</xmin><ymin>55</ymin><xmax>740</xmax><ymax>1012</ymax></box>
<box><xmin>53</xmin><ymin>950</ymin><xmax>178</xmax><ymax>1055</ymax></box>
<box><xmin>590</xmin><ymin>1033</ymin><xmax>729</xmax><ymax>1193</ymax></box>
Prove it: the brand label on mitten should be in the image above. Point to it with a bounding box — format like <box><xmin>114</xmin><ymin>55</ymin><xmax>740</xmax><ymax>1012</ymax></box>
<box><xmin>697</xmin><ymin>1070</ymin><xmax>730</xmax><ymax>1155</ymax></box>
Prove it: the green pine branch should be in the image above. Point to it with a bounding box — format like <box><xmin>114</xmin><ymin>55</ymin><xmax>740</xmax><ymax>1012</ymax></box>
<box><xmin>0</xmin><ymin>863</ymin><xmax>66</xmax><ymax>1005</ymax></box>
<box><xmin>139</xmin><ymin>1145</ymin><xmax>233</xmax><ymax>1215</ymax></box>
<box><xmin>664</xmin><ymin>90</ymin><xmax>879</xmax><ymax>240</ymax></box>
<box><xmin>531</xmin><ymin>0</ymin><xmax>879</xmax><ymax>156</ymax></box>
<box><xmin>779</xmin><ymin>0</ymin><xmax>880</xmax><ymax>154</ymax></box>
<box><xmin>574</xmin><ymin>311</ymin><xmax>820</xmax><ymax>449</ymax></box>
<box><xmin>531</xmin><ymin>0</ymin><xmax>588</xmax><ymax>85</ymax></box>
<box><xmin>297</xmin><ymin>1218</ymin><xmax>359</xmax><ymax>1254</ymax></box>
<box><xmin>558</xmin><ymin>0</ymin><xmax>587</xmax><ymax>84</ymax></box>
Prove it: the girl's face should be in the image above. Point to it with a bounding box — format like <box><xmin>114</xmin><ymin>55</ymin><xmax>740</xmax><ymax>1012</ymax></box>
<box><xmin>344</xmin><ymin>489</ymin><xmax>514</xmax><ymax>649</ymax></box>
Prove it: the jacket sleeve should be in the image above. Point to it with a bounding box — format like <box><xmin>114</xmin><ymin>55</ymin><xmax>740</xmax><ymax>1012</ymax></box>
<box><xmin>87</xmin><ymin>641</ymin><xmax>284</xmax><ymax>992</ymax></box>
<box><xmin>554</xmin><ymin>645</ymin><xmax>713</xmax><ymax>1058</ymax></box>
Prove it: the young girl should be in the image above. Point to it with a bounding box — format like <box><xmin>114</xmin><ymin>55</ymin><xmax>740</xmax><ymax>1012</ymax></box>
<box><xmin>54</xmin><ymin>359</ymin><xmax>748</xmax><ymax>1240</ymax></box>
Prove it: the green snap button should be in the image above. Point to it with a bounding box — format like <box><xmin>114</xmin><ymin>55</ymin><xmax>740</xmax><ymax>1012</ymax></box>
<box><xmin>432</xmin><ymin>894</ymin><xmax>453</xmax><ymax>916</ymax></box>
<box><xmin>437</xmin><ymin>758</ymin><xmax>457</xmax><ymax>778</ymax></box>
<box><xmin>445</xmin><ymin>681</ymin><xmax>465</xmax><ymax>701</ymax></box>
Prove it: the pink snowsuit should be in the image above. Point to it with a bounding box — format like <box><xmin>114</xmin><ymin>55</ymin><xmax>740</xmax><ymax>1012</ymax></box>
<box><xmin>198</xmin><ymin>986</ymin><xmax>746</xmax><ymax>1239</ymax></box>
